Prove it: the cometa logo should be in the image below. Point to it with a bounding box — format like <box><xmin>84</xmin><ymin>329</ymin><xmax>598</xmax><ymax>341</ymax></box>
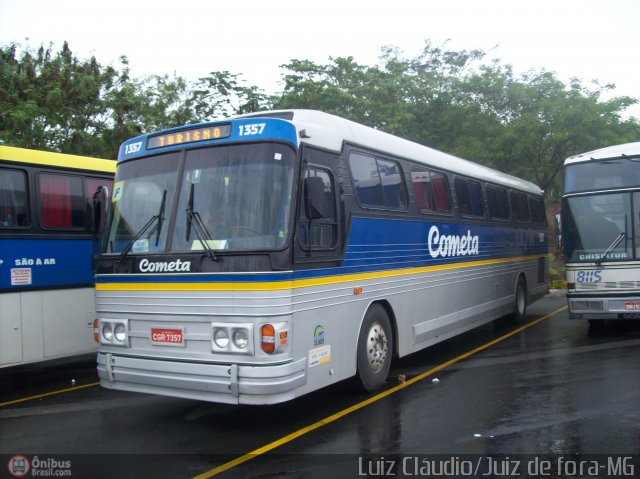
<box><xmin>138</xmin><ymin>258</ymin><xmax>191</xmax><ymax>273</ymax></box>
<box><xmin>428</xmin><ymin>225</ymin><xmax>479</xmax><ymax>259</ymax></box>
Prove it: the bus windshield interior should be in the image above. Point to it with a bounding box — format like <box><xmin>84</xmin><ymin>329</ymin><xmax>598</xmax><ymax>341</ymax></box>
<box><xmin>104</xmin><ymin>143</ymin><xmax>295</xmax><ymax>254</ymax></box>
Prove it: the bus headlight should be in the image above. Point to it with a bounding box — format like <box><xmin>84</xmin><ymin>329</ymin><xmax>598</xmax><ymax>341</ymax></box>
<box><xmin>114</xmin><ymin>323</ymin><xmax>127</xmax><ymax>343</ymax></box>
<box><xmin>99</xmin><ymin>319</ymin><xmax>129</xmax><ymax>347</ymax></box>
<box><xmin>232</xmin><ymin>329</ymin><xmax>249</xmax><ymax>349</ymax></box>
<box><xmin>214</xmin><ymin>328</ymin><xmax>230</xmax><ymax>349</ymax></box>
<box><xmin>211</xmin><ymin>323</ymin><xmax>253</xmax><ymax>355</ymax></box>
<box><xmin>102</xmin><ymin>323</ymin><xmax>113</xmax><ymax>342</ymax></box>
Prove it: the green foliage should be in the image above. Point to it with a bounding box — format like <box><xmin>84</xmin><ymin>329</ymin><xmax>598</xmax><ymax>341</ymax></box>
<box><xmin>1</xmin><ymin>39</ymin><xmax>639</xmax><ymax>193</ymax></box>
<box><xmin>547</xmin><ymin>253</ymin><xmax>567</xmax><ymax>289</ymax></box>
<box><xmin>0</xmin><ymin>42</ymin><xmax>272</xmax><ymax>158</ymax></box>
<box><xmin>276</xmin><ymin>41</ymin><xmax>640</xmax><ymax>197</ymax></box>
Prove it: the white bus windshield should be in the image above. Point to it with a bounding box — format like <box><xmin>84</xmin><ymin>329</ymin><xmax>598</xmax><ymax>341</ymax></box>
<box><xmin>104</xmin><ymin>143</ymin><xmax>295</xmax><ymax>254</ymax></box>
<box><xmin>563</xmin><ymin>193</ymin><xmax>640</xmax><ymax>262</ymax></box>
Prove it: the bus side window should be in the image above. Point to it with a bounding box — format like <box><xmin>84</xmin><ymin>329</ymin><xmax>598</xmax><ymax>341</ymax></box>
<box><xmin>39</xmin><ymin>173</ymin><xmax>85</xmax><ymax>229</ymax></box>
<box><xmin>529</xmin><ymin>196</ymin><xmax>546</xmax><ymax>224</ymax></box>
<box><xmin>0</xmin><ymin>168</ymin><xmax>30</xmax><ymax>227</ymax></box>
<box><xmin>411</xmin><ymin>166</ymin><xmax>451</xmax><ymax>214</ymax></box>
<box><xmin>350</xmin><ymin>153</ymin><xmax>384</xmax><ymax>207</ymax></box>
<box><xmin>510</xmin><ymin>191</ymin><xmax>530</xmax><ymax>222</ymax></box>
<box><xmin>487</xmin><ymin>185</ymin><xmax>510</xmax><ymax>220</ymax></box>
<box><xmin>455</xmin><ymin>178</ymin><xmax>484</xmax><ymax>217</ymax></box>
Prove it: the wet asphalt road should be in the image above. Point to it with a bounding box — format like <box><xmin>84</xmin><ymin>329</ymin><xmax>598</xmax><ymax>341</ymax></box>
<box><xmin>1</xmin><ymin>291</ymin><xmax>639</xmax><ymax>478</ymax></box>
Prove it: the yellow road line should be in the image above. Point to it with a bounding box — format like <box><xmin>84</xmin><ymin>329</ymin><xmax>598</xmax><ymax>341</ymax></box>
<box><xmin>193</xmin><ymin>305</ymin><xmax>567</xmax><ymax>479</ymax></box>
<box><xmin>0</xmin><ymin>382</ymin><xmax>100</xmax><ymax>408</ymax></box>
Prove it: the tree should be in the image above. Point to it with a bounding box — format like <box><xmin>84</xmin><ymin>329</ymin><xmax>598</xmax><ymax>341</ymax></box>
<box><xmin>275</xmin><ymin>41</ymin><xmax>640</xmax><ymax>198</ymax></box>
<box><xmin>0</xmin><ymin>42</ymin><xmax>123</xmax><ymax>156</ymax></box>
<box><xmin>2</xmin><ymin>40</ymin><xmax>639</xmax><ymax>192</ymax></box>
<box><xmin>0</xmin><ymin>42</ymin><xmax>272</xmax><ymax>158</ymax></box>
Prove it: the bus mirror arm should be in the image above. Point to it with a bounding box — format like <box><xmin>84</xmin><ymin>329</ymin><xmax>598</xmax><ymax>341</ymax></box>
<box><xmin>91</xmin><ymin>185</ymin><xmax>110</xmax><ymax>236</ymax></box>
<box><xmin>553</xmin><ymin>212</ymin><xmax>562</xmax><ymax>250</ymax></box>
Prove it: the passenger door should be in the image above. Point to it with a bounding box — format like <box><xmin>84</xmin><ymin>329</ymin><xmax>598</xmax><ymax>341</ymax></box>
<box><xmin>294</xmin><ymin>146</ymin><xmax>344</xmax><ymax>266</ymax></box>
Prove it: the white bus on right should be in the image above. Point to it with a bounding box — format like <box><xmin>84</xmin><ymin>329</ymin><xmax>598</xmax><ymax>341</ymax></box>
<box><xmin>561</xmin><ymin>141</ymin><xmax>640</xmax><ymax>326</ymax></box>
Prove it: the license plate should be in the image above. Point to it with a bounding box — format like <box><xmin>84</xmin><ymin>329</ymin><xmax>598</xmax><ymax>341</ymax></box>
<box><xmin>624</xmin><ymin>302</ymin><xmax>640</xmax><ymax>311</ymax></box>
<box><xmin>150</xmin><ymin>328</ymin><xmax>184</xmax><ymax>346</ymax></box>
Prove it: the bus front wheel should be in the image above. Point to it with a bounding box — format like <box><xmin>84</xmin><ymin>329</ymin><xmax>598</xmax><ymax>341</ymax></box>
<box><xmin>356</xmin><ymin>304</ymin><xmax>393</xmax><ymax>392</ymax></box>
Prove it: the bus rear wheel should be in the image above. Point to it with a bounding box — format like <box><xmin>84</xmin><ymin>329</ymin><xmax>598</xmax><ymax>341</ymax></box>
<box><xmin>512</xmin><ymin>276</ymin><xmax>527</xmax><ymax>322</ymax></box>
<box><xmin>356</xmin><ymin>304</ymin><xmax>393</xmax><ymax>392</ymax></box>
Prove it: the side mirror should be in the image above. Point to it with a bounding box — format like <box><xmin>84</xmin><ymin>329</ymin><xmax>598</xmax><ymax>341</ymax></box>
<box><xmin>304</xmin><ymin>176</ymin><xmax>325</xmax><ymax>220</ymax></box>
<box><xmin>92</xmin><ymin>185</ymin><xmax>110</xmax><ymax>235</ymax></box>
<box><xmin>554</xmin><ymin>212</ymin><xmax>562</xmax><ymax>249</ymax></box>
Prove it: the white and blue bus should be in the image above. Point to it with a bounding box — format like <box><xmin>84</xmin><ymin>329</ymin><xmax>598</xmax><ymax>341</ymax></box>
<box><xmin>95</xmin><ymin>110</ymin><xmax>548</xmax><ymax>404</ymax></box>
<box><xmin>561</xmin><ymin>142</ymin><xmax>640</xmax><ymax>325</ymax></box>
<box><xmin>0</xmin><ymin>146</ymin><xmax>115</xmax><ymax>367</ymax></box>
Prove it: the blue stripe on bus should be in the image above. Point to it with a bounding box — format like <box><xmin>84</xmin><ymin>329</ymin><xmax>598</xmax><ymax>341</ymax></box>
<box><xmin>95</xmin><ymin>218</ymin><xmax>547</xmax><ymax>286</ymax></box>
<box><xmin>0</xmin><ymin>238</ymin><xmax>96</xmax><ymax>289</ymax></box>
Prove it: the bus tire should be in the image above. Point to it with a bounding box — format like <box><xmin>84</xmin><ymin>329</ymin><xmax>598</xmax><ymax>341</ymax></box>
<box><xmin>356</xmin><ymin>304</ymin><xmax>393</xmax><ymax>392</ymax></box>
<box><xmin>512</xmin><ymin>276</ymin><xmax>527</xmax><ymax>322</ymax></box>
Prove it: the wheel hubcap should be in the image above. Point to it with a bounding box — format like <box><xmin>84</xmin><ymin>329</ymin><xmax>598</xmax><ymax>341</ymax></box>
<box><xmin>366</xmin><ymin>322</ymin><xmax>388</xmax><ymax>373</ymax></box>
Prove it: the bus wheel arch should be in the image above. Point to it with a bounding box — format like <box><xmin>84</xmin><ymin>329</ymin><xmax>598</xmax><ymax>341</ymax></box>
<box><xmin>512</xmin><ymin>274</ymin><xmax>528</xmax><ymax>321</ymax></box>
<box><xmin>355</xmin><ymin>301</ymin><xmax>396</xmax><ymax>392</ymax></box>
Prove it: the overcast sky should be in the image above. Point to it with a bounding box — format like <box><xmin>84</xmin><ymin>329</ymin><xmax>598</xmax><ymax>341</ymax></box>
<box><xmin>1</xmin><ymin>0</ymin><xmax>639</xmax><ymax>118</ymax></box>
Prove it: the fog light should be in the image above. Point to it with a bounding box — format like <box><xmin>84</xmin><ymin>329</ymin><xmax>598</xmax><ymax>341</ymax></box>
<box><xmin>233</xmin><ymin>329</ymin><xmax>249</xmax><ymax>349</ymax></box>
<box><xmin>572</xmin><ymin>300</ymin><xmax>604</xmax><ymax>311</ymax></box>
<box><xmin>214</xmin><ymin>328</ymin><xmax>229</xmax><ymax>348</ymax></box>
<box><xmin>587</xmin><ymin>301</ymin><xmax>604</xmax><ymax>311</ymax></box>
<box><xmin>572</xmin><ymin>301</ymin><xmax>587</xmax><ymax>311</ymax></box>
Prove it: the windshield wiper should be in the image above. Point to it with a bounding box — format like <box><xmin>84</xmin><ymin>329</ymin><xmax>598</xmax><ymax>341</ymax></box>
<box><xmin>116</xmin><ymin>190</ymin><xmax>167</xmax><ymax>264</ymax></box>
<box><xmin>596</xmin><ymin>230</ymin><xmax>627</xmax><ymax>266</ymax></box>
<box><xmin>154</xmin><ymin>190</ymin><xmax>167</xmax><ymax>247</ymax></box>
<box><xmin>117</xmin><ymin>215</ymin><xmax>159</xmax><ymax>264</ymax></box>
<box><xmin>185</xmin><ymin>183</ymin><xmax>217</xmax><ymax>261</ymax></box>
<box><xmin>596</xmin><ymin>214</ymin><xmax>629</xmax><ymax>265</ymax></box>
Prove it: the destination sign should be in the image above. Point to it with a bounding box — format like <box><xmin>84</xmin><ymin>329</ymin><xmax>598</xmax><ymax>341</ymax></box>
<box><xmin>147</xmin><ymin>124</ymin><xmax>232</xmax><ymax>149</ymax></box>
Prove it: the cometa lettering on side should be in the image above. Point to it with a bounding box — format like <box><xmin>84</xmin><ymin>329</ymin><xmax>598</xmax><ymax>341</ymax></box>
<box><xmin>427</xmin><ymin>225</ymin><xmax>480</xmax><ymax>259</ymax></box>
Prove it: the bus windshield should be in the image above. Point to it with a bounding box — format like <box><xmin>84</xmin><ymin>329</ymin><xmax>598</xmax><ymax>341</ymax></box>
<box><xmin>563</xmin><ymin>192</ymin><xmax>640</xmax><ymax>262</ymax></box>
<box><xmin>105</xmin><ymin>143</ymin><xmax>296</xmax><ymax>254</ymax></box>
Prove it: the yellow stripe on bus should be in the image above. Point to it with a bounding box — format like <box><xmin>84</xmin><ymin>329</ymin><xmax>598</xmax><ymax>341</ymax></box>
<box><xmin>96</xmin><ymin>255</ymin><xmax>545</xmax><ymax>292</ymax></box>
<box><xmin>0</xmin><ymin>145</ymin><xmax>115</xmax><ymax>173</ymax></box>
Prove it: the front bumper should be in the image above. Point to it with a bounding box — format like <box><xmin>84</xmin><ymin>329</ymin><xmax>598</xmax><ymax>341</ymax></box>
<box><xmin>567</xmin><ymin>292</ymin><xmax>640</xmax><ymax>320</ymax></box>
<box><xmin>97</xmin><ymin>352</ymin><xmax>307</xmax><ymax>405</ymax></box>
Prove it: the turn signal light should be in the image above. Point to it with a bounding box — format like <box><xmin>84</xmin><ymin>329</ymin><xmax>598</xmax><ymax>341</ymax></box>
<box><xmin>93</xmin><ymin>318</ymin><xmax>100</xmax><ymax>343</ymax></box>
<box><xmin>261</xmin><ymin>324</ymin><xmax>276</xmax><ymax>354</ymax></box>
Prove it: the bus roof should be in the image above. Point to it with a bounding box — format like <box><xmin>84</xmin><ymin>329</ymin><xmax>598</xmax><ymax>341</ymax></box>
<box><xmin>0</xmin><ymin>145</ymin><xmax>116</xmax><ymax>174</ymax></box>
<box><xmin>564</xmin><ymin>141</ymin><xmax>640</xmax><ymax>165</ymax></box>
<box><xmin>238</xmin><ymin>110</ymin><xmax>543</xmax><ymax>195</ymax></box>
